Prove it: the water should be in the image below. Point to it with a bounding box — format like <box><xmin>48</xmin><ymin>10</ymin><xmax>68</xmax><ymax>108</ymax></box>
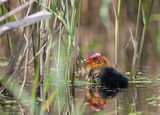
<box><xmin>0</xmin><ymin>91</ymin><xmax>26</xmax><ymax>114</ymax></box>
<box><xmin>67</xmin><ymin>81</ymin><xmax>160</xmax><ymax>115</ymax></box>
<box><xmin>0</xmin><ymin>59</ymin><xmax>160</xmax><ymax>115</ymax></box>
<box><xmin>0</xmin><ymin>77</ymin><xmax>160</xmax><ymax>114</ymax></box>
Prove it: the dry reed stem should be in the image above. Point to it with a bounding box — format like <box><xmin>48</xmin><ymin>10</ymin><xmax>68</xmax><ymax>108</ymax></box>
<box><xmin>129</xmin><ymin>28</ymin><xmax>137</xmax><ymax>79</ymax></box>
<box><xmin>0</xmin><ymin>10</ymin><xmax>51</xmax><ymax>36</ymax></box>
<box><xmin>0</xmin><ymin>0</ymin><xmax>35</xmax><ymax>22</ymax></box>
<box><xmin>71</xmin><ymin>28</ymin><xmax>79</xmax><ymax>84</ymax></box>
<box><xmin>18</xmin><ymin>2</ymin><xmax>33</xmax><ymax>98</ymax></box>
<box><xmin>18</xmin><ymin>28</ymin><xmax>29</xmax><ymax>98</ymax></box>
<box><xmin>5</xmin><ymin>31</ymin><xmax>25</xmax><ymax>74</ymax></box>
<box><xmin>1</xmin><ymin>26</ymin><xmax>34</xmax><ymax>94</ymax></box>
<box><xmin>5</xmin><ymin>2</ymin><xmax>35</xmax><ymax>75</ymax></box>
<box><xmin>112</xmin><ymin>1</ymin><xmax>118</xmax><ymax>65</ymax></box>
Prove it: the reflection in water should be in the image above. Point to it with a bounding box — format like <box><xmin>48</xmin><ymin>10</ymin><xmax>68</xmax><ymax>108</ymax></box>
<box><xmin>86</xmin><ymin>85</ymin><xmax>119</xmax><ymax>111</ymax></box>
<box><xmin>0</xmin><ymin>95</ymin><xmax>26</xmax><ymax>114</ymax></box>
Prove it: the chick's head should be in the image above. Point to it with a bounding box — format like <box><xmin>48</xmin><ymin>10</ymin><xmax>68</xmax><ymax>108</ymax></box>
<box><xmin>85</xmin><ymin>53</ymin><xmax>111</xmax><ymax>71</ymax></box>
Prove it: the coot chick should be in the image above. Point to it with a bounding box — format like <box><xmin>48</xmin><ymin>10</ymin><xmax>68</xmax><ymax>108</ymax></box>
<box><xmin>85</xmin><ymin>53</ymin><xmax>129</xmax><ymax>89</ymax></box>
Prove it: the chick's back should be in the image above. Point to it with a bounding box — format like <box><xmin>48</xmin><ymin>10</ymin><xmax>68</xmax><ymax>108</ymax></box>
<box><xmin>89</xmin><ymin>67</ymin><xmax>129</xmax><ymax>88</ymax></box>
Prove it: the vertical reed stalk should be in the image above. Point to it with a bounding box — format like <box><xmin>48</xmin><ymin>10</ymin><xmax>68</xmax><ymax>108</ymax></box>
<box><xmin>18</xmin><ymin>28</ymin><xmax>29</xmax><ymax>98</ymax></box>
<box><xmin>115</xmin><ymin>0</ymin><xmax>122</xmax><ymax>65</ymax></box>
<box><xmin>32</xmin><ymin>33</ymin><xmax>37</xmax><ymax>70</ymax></box>
<box><xmin>31</xmin><ymin>22</ymin><xmax>41</xmax><ymax>113</ymax></box>
<box><xmin>135</xmin><ymin>0</ymin><xmax>154</xmax><ymax>72</ymax></box>
<box><xmin>31</xmin><ymin>6</ymin><xmax>37</xmax><ymax>73</ymax></box>
<box><xmin>70</xmin><ymin>0</ymin><xmax>82</xmax><ymax>84</ymax></box>
<box><xmin>135</xmin><ymin>0</ymin><xmax>142</xmax><ymax>41</ymax></box>
<box><xmin>130</xmin><ymin>0</ymin><xmax>154</xmax><ymax>79</ymax></box>
<box><xmin>130</xmin><ymin>0</ymin><xmax>142</xmax><ymax>79</ymax></box>
<box><xmin>66</xmin><ymin>36</ymin><xmax>73</xmax><ymax>80</ymax></box>
<box><xmin>50</xmin><ymin>0</ymin><xmax>57</xmax><ymax>29</ymax></box>
<box><xmin>41</xmin><ymin>0</ymin><xmax>58</xmax><ymax>113</ymax></box>
<box><xmin>65</xmin><ymin>0</ymin><xmax>76</xmax><ymax>81</ymax></box>
<box><xmin>43</xmin><ymin>0</ymin><xmax>58</xmax><ymax>98</ymax></box>
<box><xmin>31</xmin><ymin>51</ymin><xmax>40</xmax><ymax>110</ymax></box>
<box><xmin>57</xmin><ymin>0</ymin><xmax>63</xmax><ymax>82</ymax></box>
<box><xmin>78</xmin><ymin>0</ymin><xmax>82</xmax><ymax>27</ymax></box>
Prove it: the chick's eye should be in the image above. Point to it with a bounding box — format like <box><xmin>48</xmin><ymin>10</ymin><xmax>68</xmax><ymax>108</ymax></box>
<box><xmin>92</xmin><ymin>57</ymin><xmax>97</xmax><ymax>60</ymax></box>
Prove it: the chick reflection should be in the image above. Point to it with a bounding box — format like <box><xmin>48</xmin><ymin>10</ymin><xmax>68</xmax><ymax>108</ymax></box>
<box><xmin>86</xmin><ymin>85</ymin><xmax>119</xmax><ymax>111</ymax></box>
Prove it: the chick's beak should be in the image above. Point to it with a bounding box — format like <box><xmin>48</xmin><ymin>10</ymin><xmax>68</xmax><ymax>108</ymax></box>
<box><xmin>84</xmin><ymin>58</ymin><xmax>87</xmax><ymax>63</ymax></box>
<box><xmin>84</xmin><ymin>58</ymin><xmax>90</xmax><ymax>64</ymax></box>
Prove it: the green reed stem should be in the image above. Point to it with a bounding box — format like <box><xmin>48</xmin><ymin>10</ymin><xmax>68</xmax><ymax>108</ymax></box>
<box><xmin>31</xmin><ymin>22</ymin><xmax>41</xmax><ymax>112</ymax></box>
<box><xmin>31</xmin><ymin>7</ymin><xmax>37</xmax><ymax>72</ymax></box>
<box><xmin>50</xmin><ymin>0</ymin><xmax>57</xmax><ymax>29</ymax></box>
<box><xmin>70</xmin><ymin>0</ymin><xmax>76</xmax><ymax>35</ymax></box>
<box><xmin>130</xmin><ymin>0</ymin><xmax>142</xmax><ymax>78</ymax></box>
<box><xmin>65</xmin><ymin>0</ymin><xmax>76</xmax><ymax>81</ymax></box>
<box><xmin>31</xmin><ymin>51</ymin><xmax>40</xmax><ymax>106</ymax></box>
<box><xmin>57</xmin><ymin>0</ymin><xmax>64</xmax><ymax>81</ymax></box>
<box><xmin>66</xmin><ymin>36</ymin><xmax>73</xmax><ymax>80</ymax></box>
<box><xmin>42</xmin><ymin>33</ymin><xmax>54</xmax><ymax>104</ymax></box>
<box><xmin>43</xmin><ymin>0</ymin><xmax>58</xmax><ymax>99</ymax></box>
<box><xmin>57</xmin><ymin>25</ymin><xmax>62</xmax><ymax>76</ymax></box>
<box><xmin>115</xmin><ymin>0</ymin><xmax>122</xmax><ymax>65</ymax></box>
<box><xmin>32</xmin><ymin>32</ymin><xmax>37</xmax><ymax>71</ymax></box>
<box><xmin>117</xmin><ymin>0</ymin><xmax>122</xmax><ymax>27</ymax></box>
<box><xmin>7</xmin><ymin>35</ymin><xmax>12</xmax><ymax>56</ymax></box>
<box><xmin>135</xmin><ymin>0</ymin><xmax>142</xmax><ymax>41</ymax></box>
<box><xmin>78</xmin><ymin>0</ymin><xmax>82</xmax><ymax>27</ymax></box>
<box><xmin>135</xmin><ymin>0</ymin><xmax>154</xmax><ymax>72</ymax></box>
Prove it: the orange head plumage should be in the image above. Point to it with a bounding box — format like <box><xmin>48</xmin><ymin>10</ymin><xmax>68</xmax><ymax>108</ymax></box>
<box><xmin>85</xmin><ymin>53</ymin><xmax>112</xmax><ymax>72</ymax></box>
